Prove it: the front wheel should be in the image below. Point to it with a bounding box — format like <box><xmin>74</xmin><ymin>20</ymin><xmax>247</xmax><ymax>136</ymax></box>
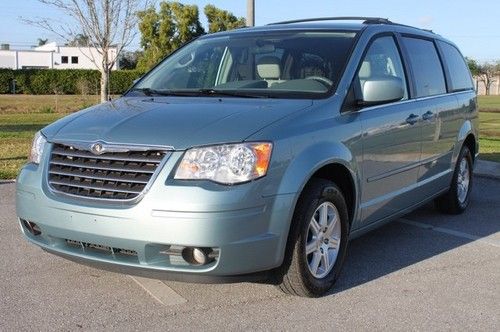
<box><xmin>278</xmin><ymin>179</ymin><xmax>349</xmax><ymax>297</ymax></box>
<box><xmin>435</xmin><ymin>145</ymin><xmax>473</xmax><ymax>214</ymax></box>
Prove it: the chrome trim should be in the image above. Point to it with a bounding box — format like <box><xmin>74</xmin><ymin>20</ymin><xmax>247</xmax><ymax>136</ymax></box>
<box><xmin>50</xmin><ymin>179</ymin><xmax>144</xmax><ymax>195</ymax></box>
<box><xmin>51</xmin><ymin>148</ymin><xmax>163</xmax><ymax>163</ymax></box>
<box><xmin>49</xmin><ymin>169</ymin><xmax>150</xmax><ymax>184</ymax></box>
<box><xmin>44</xmin><ymin>142</ymin><xmax>173</xmax><ymax>205</ymax></box>
<box><xmin>50</xmin><ymin>159</ymin><xmax>157</xmax><ymax>173</ymax></box>
<box><xmin>49</xmin><ymin>138</ymin><xmax>175</xmax><ymax>153</ymax></box>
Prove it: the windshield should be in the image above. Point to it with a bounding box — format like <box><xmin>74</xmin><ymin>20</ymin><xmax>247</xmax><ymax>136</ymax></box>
<box><xmin>129</xmin><ymin>30</ymin><xmax>357</xmax><ymax>99</ymax></box>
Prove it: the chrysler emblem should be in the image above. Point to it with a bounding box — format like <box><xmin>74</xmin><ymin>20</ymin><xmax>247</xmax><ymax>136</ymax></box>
<box><xmin>90</xmin><ymin>143</ymin><xmax>104</xmax><ymax>155</ymax></box>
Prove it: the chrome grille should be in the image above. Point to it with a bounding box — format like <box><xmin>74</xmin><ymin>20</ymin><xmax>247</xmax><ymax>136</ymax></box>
<box><xmin>48</xmin><ymin>143</ymin><xmax>168</xmax><ymax>200</ymax></box>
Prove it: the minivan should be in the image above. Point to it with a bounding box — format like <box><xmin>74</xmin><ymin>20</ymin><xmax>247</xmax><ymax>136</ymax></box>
<box><xmin>16</xmin><ymin>17</ymin><xmax>478</xmax><ymax>297</ymax></box>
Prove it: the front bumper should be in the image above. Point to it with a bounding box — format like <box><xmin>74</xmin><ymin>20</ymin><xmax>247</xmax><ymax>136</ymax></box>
<box><xmin>16</xmin><ymin>150</ymin><xmax>297</xmax><ymax>277</ymax></box>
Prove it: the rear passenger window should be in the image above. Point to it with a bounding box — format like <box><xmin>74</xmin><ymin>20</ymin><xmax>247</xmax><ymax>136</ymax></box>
<box><xmin>438</xmin><ymin>41</ymin><xmax>474</xmax><ymax>91</ymax></box>
<box><xmin>402</xmin><ymin>37</ymin><xmax>446</xmax><ymax>97</ymax></box>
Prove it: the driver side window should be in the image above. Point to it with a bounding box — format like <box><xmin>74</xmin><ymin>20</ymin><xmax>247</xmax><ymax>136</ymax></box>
<box><xmin>356</xmin><ymin>36</ymin><xmax>408</xmax><ymax>101</ymax></box>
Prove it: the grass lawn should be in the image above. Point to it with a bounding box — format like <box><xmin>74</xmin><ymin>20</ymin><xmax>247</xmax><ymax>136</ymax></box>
<box><xmin>476</xmin><ymin>95</ymin><xmax>500</xmax><ymax>112</ymax></box>
<box><xmin>0</xmin><ymin>94</ymin><xmax>499</xmax><ymax>179</ymax></box>
<box><xmin>477</xmin><ymin>96</ymin><xmax>500</xmax><ymax>163</ymax></box>
<box><xmin>0</xmin><ymin>95</ymin><xmax>100</xmax><ymax>179</ymax></box>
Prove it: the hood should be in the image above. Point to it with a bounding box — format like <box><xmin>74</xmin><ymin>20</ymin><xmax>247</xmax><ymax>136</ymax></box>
<box><xmin>42</xmin><ymin>97</ymin><xmax>312</xmax><ymax>150</ymax></box>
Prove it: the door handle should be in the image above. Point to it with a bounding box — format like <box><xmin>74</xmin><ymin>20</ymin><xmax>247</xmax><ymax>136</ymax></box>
<box><xmin>422</xmin><ymin>110</ymin><xmax>434</xmax><ymax>121</ymax></box>
<box><xmin>405</xmin><ymin>113</ymin><xmax>419</xmax><ymax>125</ymax></box>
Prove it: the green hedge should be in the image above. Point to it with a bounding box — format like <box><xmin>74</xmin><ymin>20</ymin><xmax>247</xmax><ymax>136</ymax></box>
<box><xmin>0</xmin><ymin>69</ymin><xmax>142</xmax><ymax>95</ymax></box>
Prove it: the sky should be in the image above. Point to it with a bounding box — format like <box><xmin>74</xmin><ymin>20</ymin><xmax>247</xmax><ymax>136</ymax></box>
<box><xmin>1</xmin><ymin>0</ymin><xmax>499</xmax><ymax>62</ymax></box>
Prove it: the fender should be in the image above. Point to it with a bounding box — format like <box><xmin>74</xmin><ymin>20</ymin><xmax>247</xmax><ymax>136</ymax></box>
<box><xmin>452</xmin><ymin>120</ymin><xmax>476</xmax><ymax>165</ymax></box>
<box><xmin>275</xmin><ymin>140</ymin><xmax>361</xmax><ymax>223</ymax></box>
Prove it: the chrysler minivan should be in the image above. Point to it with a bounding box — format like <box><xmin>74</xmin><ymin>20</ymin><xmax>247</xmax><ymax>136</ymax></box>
<box><xmin>16</xmin><ymin>17</ymin><xmax>478</xmax><ymax>297</ymax></box>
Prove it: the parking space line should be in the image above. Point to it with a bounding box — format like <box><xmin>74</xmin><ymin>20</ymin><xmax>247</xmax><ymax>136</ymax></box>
<box><xmin>129</xmin><ymin>276</ymin><xmax>187</xmax><ymax>306</ymax></box>
<box><xmin>399</xmin><ymin>218</ymin><xmax>500</xmax><ymax>248</ymax></box>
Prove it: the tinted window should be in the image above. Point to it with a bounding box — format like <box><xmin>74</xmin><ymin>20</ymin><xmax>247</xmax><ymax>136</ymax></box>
<box><xmin>403</xmin><ymin>37</ymin><xmax>446</xmax><ymax>97</ymax></box>
<box><xmin>71</xmin><ymin>56</ymin><xmax>79</xmax><ymax>64</ymax></box>
<box><xmin>438</xmin><ymin>41</ymin><xmax>473</xmax><ymax>91</ymax></box>
<box><xmin>61</xmin><ymin>56</ymin><xmax>68</xmax><ymax>64</ymax></box>
<box><xmin>356</xmin><ymin>35</ymin><xmax>408</xmax><ymax>100</ymax></box>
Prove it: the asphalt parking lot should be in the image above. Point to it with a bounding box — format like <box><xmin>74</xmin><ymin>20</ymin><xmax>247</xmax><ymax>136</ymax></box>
<box><xmin>1</xmin><ymin>176</ymin><xmax>499</xmax><ymax>331</ymax></box>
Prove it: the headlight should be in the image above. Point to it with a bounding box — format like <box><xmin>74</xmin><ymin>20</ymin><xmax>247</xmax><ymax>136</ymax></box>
<box><xmin>29</xmin><ymin>131</ymin><xmax>47</xmax><ymax>164</ymax></box>
<box><xmin>174</xmin><ymin>142</ymin><xmax>273</xmax><ymax>184</ymax></box>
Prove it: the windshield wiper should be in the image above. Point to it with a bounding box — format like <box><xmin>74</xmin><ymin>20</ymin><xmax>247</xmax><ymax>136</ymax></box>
<box><xmin>194</xmin><ymin>88</ymin><xmax>271</xmax><ymax>98</ymax></box>
<box><xmin>130</xmin><ymin>87</ymin><xmax>272</xmax><ymax>98</ymax></box>
<box><xmin>130</xmin><ymin>88</ymin><xmax>199</xmax><ymax>97</ymax></box>
<box><xmin>129</xmin><ymin>87</ymin><xmax>169</xmax><ymax>96</ymax></box>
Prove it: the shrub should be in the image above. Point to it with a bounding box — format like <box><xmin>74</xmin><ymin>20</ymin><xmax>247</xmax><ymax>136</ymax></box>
<box><xmin>0</xmin><ymin>69</ymin><xmax>142</xmax><ymax>95</ymax></box>
<box><xmin>0</xmin><ymin>69</ymin><xmax>15</xmax><ymax>94</ymax></box>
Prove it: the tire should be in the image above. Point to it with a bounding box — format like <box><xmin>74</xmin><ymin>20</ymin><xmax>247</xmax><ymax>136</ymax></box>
<box><xmin>277</xmin><ymin>178</ymin><xmax>349</xmax><ymax>297</ymax></box>
<box><xmin>435</xmin><ymin>145</ymin><xmax>473</xmax><ymax>214</ymax></box>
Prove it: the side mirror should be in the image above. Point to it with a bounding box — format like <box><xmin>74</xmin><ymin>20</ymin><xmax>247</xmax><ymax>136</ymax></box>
<box><xmin>359</xmin><ymin>76</ymin><xmax>404</xmax><ymax>106</ymax></box>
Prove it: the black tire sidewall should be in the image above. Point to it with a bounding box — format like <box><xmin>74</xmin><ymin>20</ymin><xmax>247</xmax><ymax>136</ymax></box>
<box><xmin>295</xmin><ymin>181</ymin><xmax>349</xmax><ymax>294</ymax></box>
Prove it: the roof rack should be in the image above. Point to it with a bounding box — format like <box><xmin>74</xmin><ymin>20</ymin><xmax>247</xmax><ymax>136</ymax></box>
<box><xmin>267</xmin><ymin>17</ymin><xmax>392</xmax><ymax>26</ymax></box>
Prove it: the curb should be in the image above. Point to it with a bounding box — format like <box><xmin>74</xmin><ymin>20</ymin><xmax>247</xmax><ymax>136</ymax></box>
<box><xmin>0</xmin><ymin>180</ymin><xmax>16</xmax><ymax>184</ymax></box>
<box><xmin>474</xmin><ymin>159</ymin><xmax>500</xmax><ymax>181</ymax></box>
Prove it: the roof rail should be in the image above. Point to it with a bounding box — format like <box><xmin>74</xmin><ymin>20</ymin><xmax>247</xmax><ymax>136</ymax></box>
<box><xmin>267</xmin><ymin>17</ymin><xmax>392</xmax><ymax>26</ymax></box>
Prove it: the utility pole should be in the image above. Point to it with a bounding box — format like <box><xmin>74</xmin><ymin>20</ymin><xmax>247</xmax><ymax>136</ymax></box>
<box><xmin>247</xmin><ymin>0</ymin><xmax>255</xmax><ymax>26</ymax></box>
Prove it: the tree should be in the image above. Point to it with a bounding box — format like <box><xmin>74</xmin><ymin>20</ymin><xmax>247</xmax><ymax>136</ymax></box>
<box><xmin>119</xmin><ymin>50</ymin><xmax>142</xmax><ymax>69</ymax></box>
<box><xmin>468</xmin><ymin>58</ymin><xmax>500</xmax><ymax>95</ymax></box>
<box><xmin>37</xmin><ymin>38</ymin><xmax>49</xmax><ymax>46</ymax></box>
<box><xmin>24</xmin><ymin>0</ymin><xmax>153</xmax><ymax>103</ymax></box>
<box><xmin>136</xmin><ymin>1</ymin><xmax>244</xmax><ymax>72</ymax></box>
<box><xmin>136</xmin><ymin>1</ymin><xmax>204</xmax><ymax>72</ymax></box>
<box><xmin>65</xmin><ymin>34</ymin><xmax>90</xmax><ymax>47</ymax></box>
<box><xmin>466</xmin><ymin>57</ymin><xmax>481</xmax><ymax>77</ymax></box>
<box><xmin>204</xmin><ymin>5</ymin><xmax>245</xmax><ymax>33</ymax></box>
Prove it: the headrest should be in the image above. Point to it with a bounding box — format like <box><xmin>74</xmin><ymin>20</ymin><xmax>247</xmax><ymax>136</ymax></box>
<box><xmin>359</xmin><ymin>61</ymin><xmax>371</xmax><ymax>78</ymax></box>
<box><xmin>257</xmin><ymin>56</ymin><xmax>281</xmax><ymax>79</ymax></box>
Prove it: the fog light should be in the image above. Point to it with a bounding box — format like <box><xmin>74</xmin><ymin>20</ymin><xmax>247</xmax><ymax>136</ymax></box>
<box><xmin>193</xmin><ymin>248</ymin><xmax>208</xmax><ymax>265</ymax></box>
<box><xmin>182</xmin><ymin>247</ymin><xmax>214</xmax><ymax>265</ymax></box>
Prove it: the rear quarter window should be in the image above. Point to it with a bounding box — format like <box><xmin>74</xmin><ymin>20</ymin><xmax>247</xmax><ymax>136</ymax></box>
<box><xmin>402</xmin><ymin>37</ymin><xmax>447</xmax><ymax>97</ymax></box>
<box><xmin>438</xmin><ymin>41</ymin><xmax>474</xmax><ymax>91</ymax></box>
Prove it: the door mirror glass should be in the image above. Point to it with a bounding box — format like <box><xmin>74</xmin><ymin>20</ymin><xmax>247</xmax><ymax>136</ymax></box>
<box><xmin>360</xmin><ymin>76</ymin><xmax>404</xmax><ymax>105</ymax></box>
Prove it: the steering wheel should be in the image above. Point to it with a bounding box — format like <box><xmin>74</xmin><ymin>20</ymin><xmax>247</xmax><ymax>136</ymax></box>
<box><xmin>306</xmin><ymin>76</ymin><xmax>333</xmax><ymax>88</ymax></box>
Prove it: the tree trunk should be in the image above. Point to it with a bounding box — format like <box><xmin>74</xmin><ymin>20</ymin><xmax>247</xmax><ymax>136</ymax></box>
<box><xmin>496</xmin><ymin>75</ymin><xmax>500</xmax><ymax>95</ymax></box>
<box><xmin>100</xmin><ymin>49</ymin><xmax>110</xmax><ymax>103</ymax></box>
<box><xmin>100</xmin><ymin>69</ymin><xmax>109</xmax><ymax>103</ymax></box>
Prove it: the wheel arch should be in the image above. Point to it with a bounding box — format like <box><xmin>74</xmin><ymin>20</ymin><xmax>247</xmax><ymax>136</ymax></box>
<box><xmin>305</xmin><ymin>163</ymin><xmax>357</xmax><ymax>227</ymax></box>
<box><xmin>277</xmin><ymin>141</ymin><xmax>360</xmax><ymax>230</ymax></box>
<box><xmin>455</xmin><ymin>120</ymin><xmax>478</xmax><ymax>165</ymax></box>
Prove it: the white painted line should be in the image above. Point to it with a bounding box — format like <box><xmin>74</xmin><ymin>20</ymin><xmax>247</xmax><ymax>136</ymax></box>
<box><xmin>399</xmin><ymin>218</ymin><xmax>500</xmax><ymax>248</ymax></box>
<box><xmin>129</xmin><ymin>276</ymin><xmax>187</xmax><ymax>306</ymax></box>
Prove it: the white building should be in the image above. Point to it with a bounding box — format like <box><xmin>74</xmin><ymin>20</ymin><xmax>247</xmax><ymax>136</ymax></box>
<box><xmin>0</xmin><ymin>42</ymin><xmax>119</xmax><ymax>70</ymax></box>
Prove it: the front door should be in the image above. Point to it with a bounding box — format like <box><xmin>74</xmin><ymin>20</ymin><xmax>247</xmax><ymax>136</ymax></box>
<box><xmin>353</xmin><ymin>35</ymin><xmax>423</xmax><ymax>225</ymax></box>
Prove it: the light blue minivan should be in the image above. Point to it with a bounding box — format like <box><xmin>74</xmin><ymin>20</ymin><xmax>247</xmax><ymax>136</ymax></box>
<box><xmin>17</xmin><ymin>17</ymin><xmax>478</xmax><ymax>297</ymax></box>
